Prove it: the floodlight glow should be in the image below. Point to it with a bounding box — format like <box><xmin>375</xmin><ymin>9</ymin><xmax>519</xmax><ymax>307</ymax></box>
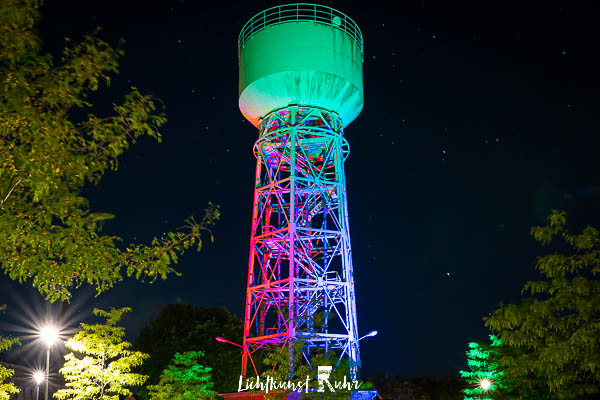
<box><xmin>479</xmin><ymin>378</ymin><xmax>492</xmax><ymax>391</ymax></box>
<box><xmin>33</xmin><ymin>370</ymin><xmax>45</xmax><ymax>385</ymax></box>
<box><xmin>39</xmin><ymin>325</ymin><xmax>59</xmax><ymax>348</ymax></box>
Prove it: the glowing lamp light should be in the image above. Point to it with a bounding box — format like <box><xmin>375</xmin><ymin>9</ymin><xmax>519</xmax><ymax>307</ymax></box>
<box><xmin>358</xmin><ymin>330</ymin><xmax>378</xmax><ymax>341</ymax></box>
<box><xmin>479</xmin><ymin>378</ymin><xmax>492</xmax><ymax>391</ymax></box>
<box><xmin>33</xmin><ymin>371</ymin><xmax>45</xmax><ymax>385</ymax></box>
<box><xmin>40</xmin><ymin>325</ymin><xmax>59</xmax><ymax>348</ymax></box>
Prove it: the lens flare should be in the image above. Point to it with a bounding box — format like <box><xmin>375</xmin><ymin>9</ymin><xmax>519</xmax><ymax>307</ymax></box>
<box><xmin>39</xmin><ymin>325</ymin><xmax>59</xmax><ymax>348</ymax></box>
<box><xmin>479</xmin><ymin>378</ymin><xmax>492</xmax><ymax>391</ymax></box>
<box><xmin>32</xmin><ymin>370</ymin><xmax>45</xmax><ymax>385</ymax></box>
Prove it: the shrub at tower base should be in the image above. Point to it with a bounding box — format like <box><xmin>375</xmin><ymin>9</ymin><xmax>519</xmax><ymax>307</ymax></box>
<box><xmin>134</xmin><ymin>304</ymin><xmax>243</xmax><ymax>397</ymax></box>
<box><xmin>147</xmin><ymin>351</ymin><xmax>217</xmax><ymax>400</ymax></box>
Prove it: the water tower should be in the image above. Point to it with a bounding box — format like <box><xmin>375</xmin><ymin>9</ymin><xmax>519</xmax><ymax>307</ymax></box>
<box><xmin>238</xmin><ymin>3</ymin><xmax>366</xmax><ymax>379</ymax></box>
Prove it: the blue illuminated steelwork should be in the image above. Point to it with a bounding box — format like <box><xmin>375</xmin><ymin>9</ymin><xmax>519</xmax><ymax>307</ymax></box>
<box><xmin>241</xmin><ymin>106</ymin><xmax>361</xmax><ymax>378</ymax></box>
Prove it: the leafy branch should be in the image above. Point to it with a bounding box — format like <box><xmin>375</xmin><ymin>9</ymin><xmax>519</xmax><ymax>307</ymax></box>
<box><xmin>0</xmin><ymin>0</ymin><xmax>220</xmax><ymax>301</ymax></box>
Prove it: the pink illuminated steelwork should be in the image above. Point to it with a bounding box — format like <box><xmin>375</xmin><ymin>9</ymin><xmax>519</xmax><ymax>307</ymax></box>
<box><xmin>241</xmin><ymin>106</ymin><xmax>361</xmax><ymax>378</ymax></box>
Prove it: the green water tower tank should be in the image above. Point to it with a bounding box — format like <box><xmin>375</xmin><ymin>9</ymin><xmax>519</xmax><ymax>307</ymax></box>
<box><xmin>238</xmin><ymin>4</ymin><xmax>364</xmax><ymax>128</ymax></box>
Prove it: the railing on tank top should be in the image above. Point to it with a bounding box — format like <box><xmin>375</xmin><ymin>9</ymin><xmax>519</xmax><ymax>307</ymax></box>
<box><xmin>238</xmin><ymin>3</ymin><xmax>364</xmax><ymax>59</ymax></box>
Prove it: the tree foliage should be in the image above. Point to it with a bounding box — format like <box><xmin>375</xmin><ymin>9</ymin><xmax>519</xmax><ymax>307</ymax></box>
<box><xmin>134</xmin><ymin>304</ymin><xmax>243</xmax><ymax>397</ymax></box>
<box><xmin>257</xmin><ymin>341</ymin><xmax>313</xmax><ymax>400</ymax></box>
<box><xmin>485</xmin><ymin>211</ymin><xmax>600</xmax><ymax>399</ymax></box>
<box><xmin>55</xmin><ymin>307</ymin><xmax>149</xmax><ymax>400</ymax></box>
<box><xmin>459</xmin><ymin>335</ymin><xmax>504</xmax><ymax>400</ymax></box>
<box><xmin>0</xmin><ymin>306</ymin><xmax>19</xmax><ymax>400</ymax></box>
<box><xmin>147</xmin><ymin>351</ymin><xmax>216</xmax><ymax>400</ymax></box>
<box><xmin>0</xmin><ymin>0</ymin><xmax>219</xmax><ymax>302</ymax></box>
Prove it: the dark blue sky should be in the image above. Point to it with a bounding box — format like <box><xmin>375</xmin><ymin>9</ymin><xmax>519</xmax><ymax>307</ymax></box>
<box><xmin>1</xmin><ymin>0</ymin><xmax>599</xmax><ymax>380</ymax></box>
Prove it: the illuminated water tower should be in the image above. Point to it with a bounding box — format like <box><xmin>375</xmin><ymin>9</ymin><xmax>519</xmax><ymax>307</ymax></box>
<box><xmin>238</xmin><ymin>3</ymin><xmax>367</xmax><ymax>379</ymax></box>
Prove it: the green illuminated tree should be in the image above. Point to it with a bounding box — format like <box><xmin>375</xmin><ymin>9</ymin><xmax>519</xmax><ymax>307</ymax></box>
<box><xmin>485</xmin><ymin>211</ymin><xmax>600</xmax><ymax>399</ymax></box>
<box><xmin>147</xmin><ymin>351</ymin><xmax>216</xmax><ymax>400</ymax></box>
<box><xmin>0</xmin><ymin>0</ymin><xmax>219</xmax><ymax>302</ymax></box>
<box><xmin>459</xmin><ymin>335</ymin><xmax>504</xmax><ymax>400</ymax></box>
<box><xmin>55</xmin><ymin>307</ymin><xmax>148</xmax><ymax>400</ymax></box>
<box><xmin>0</xmin><ymin>306</ymin><xmax>19</xmax><ymax>400</ymax></box>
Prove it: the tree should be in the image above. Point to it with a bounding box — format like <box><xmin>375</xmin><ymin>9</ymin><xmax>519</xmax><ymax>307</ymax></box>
<box><xmin>134</xmin><ymin>304</ymin><xmax>243</xmax><ymax>397</ymax></box>
<box><xmin>147</xmin><ymin>351</ymin><xmax>216</xmax><ymax>400</ymax></box>
<box><xmin>0</xmin><ymin>306</ymin><xmax>19</xmax><ymax>400</ymax></box>
<box><xmin>459</xmin><ymin>335</ymin><xmax>504</xmax><ymax>400</ymax></box>
<box><xmin>55</xmin><ymin>307</ymin><xmax>148</xmax><ymax>400</ymax></box>
<box><xmin>0</xmin><ymin>0</ymin><xmax>219</xmax><ymax>302</ymax></box>
<box><xmin>485</xmin><ymin>211</ymin><xmax>600</xmax><ymax>399</ymax></box>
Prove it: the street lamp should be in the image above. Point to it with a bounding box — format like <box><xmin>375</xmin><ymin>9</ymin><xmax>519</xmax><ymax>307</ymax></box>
<box><xmin>358</xmin><ymin>330</ymin><xmax>378</xmax><ymax>341</ymax></box>
<box><xmin>39</xmin><ymin>325</ymin><xmax>59</xmax><ymax>400</ymax></box>
<box><xmin>215</xmin><ymin>336</ymin><xmax>243</xmax><ymax>348</ymax></box>
<box><xmin>33</xmin><ymin>370</ymin><xmax>45</xmax><ymax>400</ymax></box>
<box><xmin>215</xmin><ymin>337</ymin><xmax>260</xmax><ymax>376</ymax></box>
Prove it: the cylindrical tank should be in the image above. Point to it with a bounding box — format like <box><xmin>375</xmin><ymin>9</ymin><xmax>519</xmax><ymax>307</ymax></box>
<box><xmin>238</xmin><ymin>4</ymin><xmax>364</xmax><ymax>128</ymax></box>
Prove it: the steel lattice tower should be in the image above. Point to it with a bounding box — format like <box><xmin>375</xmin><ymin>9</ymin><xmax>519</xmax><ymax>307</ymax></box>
<box><xmin>238</xmin><ymin>4</ymin><xmax>365</xmax><ymax>379</ymax></box>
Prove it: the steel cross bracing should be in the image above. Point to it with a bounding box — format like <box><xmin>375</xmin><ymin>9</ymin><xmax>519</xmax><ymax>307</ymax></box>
<box><xmin>241</xmin><ymin>105</ymin><xmax>361</xmax><ymax>379</ymax></box>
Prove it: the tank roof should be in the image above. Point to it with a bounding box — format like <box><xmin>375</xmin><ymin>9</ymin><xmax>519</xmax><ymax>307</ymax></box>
<box><xmin>238</xmin><ymin>3</ymin><xmax>363</xmax><ymax>59</ymax></box>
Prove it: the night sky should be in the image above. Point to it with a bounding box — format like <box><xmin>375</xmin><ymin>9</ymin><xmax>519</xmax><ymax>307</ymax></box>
<box><xmin>1</xmin><ymin>0</ymin><xmax>600</xmax><ymax>380</ymax></box>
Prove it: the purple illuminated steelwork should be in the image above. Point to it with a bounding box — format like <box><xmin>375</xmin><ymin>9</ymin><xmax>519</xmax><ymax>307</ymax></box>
<box><xmin>241</xmin><ymin>105</ymin><xmax>361</xmax><ymax>378</ymax></box>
